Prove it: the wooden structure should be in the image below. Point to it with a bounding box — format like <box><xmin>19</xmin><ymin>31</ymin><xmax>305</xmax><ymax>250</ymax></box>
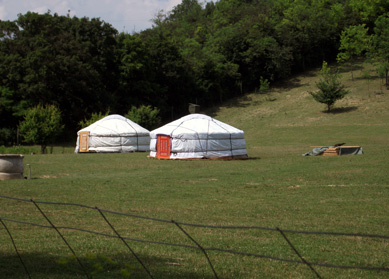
<box><xmin>188</xmin><ymin>103</ymin><xmax>200</xmax><ymax>114</ymax></box>
<box><xmin>78</xmin><ymin>132</ymin><xmax>90</xmax><ymax>153</ymax></box>
<box><xmin>317</xmin><ymin>146</ymin><xmax>362</xmax><ymax>156</ymax></box>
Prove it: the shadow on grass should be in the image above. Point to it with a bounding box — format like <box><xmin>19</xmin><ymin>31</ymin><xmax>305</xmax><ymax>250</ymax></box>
<box><xmin>338</xmin><ymin>64</ymin><xmax>365</xmax><ymax>74</ymax></box>
<box><xmin>205</xmin><ymin>74</ymin><xmax>313</xmax><ymax>117</ymax></box>
<box><xmin>273</xmin><ymin>77</ymin><xmax>311</xmax><ymax>91</ymax></box>
<box><xmin>0</xmin><ymin>252</ymin><xmax>212</xmax><ymax>279</ymax></box>
<box><xmin>205</xmin><ymin>97</ymin><xmax>253</xmax><ymax>117</ymax></box>
<box><xmin>245</xmin><ymin>156</ymin><xmax>261</xmax><ymax>160</ymax></box>
<box><xmin>327</xmin><ymin>106</ymin><xmax>358</xmax><ymax>114</ymax></box>
<box><xmin>353</xmin><ymin>74</ymin><xmax>381</xmax><ymax>81</ymax></box>
<box><xmin>206</xmin><ymin>94</ymin><xmax>276</xmax><ymax>118</ymax></box>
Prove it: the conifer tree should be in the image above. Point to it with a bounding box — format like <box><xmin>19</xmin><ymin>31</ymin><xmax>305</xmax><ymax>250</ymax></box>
<box><xmin>309</xmin><ymin>62</ymin><xmax>350</xmax><ymax>112</ymax></box>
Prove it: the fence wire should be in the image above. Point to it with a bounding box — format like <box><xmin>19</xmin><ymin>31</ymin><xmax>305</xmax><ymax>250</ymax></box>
<box><xmin>1</xmin><ymin>194</ymin><xmax>388</xmax><ymax>279</ymax></box>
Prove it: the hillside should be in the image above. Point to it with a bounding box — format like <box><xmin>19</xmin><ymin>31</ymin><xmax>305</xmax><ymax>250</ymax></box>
<box><xmin>210</xmin><ymin>61</ymin><xmax>389</xmax><ymax>158</ymax></box>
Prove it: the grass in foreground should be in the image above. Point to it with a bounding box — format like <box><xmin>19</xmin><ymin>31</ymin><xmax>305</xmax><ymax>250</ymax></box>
<box><xmin>1</xmin><ymin>61</ymin><xmax>388</xmax><ymax>278</ymax></box>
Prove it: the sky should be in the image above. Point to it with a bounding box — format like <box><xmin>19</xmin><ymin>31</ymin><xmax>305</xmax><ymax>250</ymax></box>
<box><xmin>0</xmin><ymin>0</ymin><xmax>211</xmax><ymax>33</ymax></box>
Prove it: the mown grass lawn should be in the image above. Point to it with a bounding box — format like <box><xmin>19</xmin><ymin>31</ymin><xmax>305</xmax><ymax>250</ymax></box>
<box><xmin>1</xmin><ymin>61</ymin><xmax>388</xmax><ymax>278</ymax></box>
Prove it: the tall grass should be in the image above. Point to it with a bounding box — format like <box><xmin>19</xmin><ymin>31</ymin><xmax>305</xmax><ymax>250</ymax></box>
<box><xmin>1</xmin><ymin>61</ymin><xmax>388</xmax><ymax>278</ymax></box>
<box><xmin>0</xmin><ymin>145</ymin><xmax>75</xmax><ymax>155</ymax></box>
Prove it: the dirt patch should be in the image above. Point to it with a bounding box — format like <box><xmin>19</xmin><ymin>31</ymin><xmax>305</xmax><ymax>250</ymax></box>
<box><xmin>39</xmin><ymin>175</ymin><xmax>58</xmax><ymax>179</ymax></box>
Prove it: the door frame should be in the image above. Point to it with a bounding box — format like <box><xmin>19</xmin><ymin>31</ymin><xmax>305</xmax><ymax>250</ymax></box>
<box><xmin>156</xmin><ymin>135</ymin><xmax>171</xmax><ymax>159</ymax></box>
<box><xmin>79</xmin><ymin>132</ymin><xmax>90</xmax><ymax>152</ymax></box>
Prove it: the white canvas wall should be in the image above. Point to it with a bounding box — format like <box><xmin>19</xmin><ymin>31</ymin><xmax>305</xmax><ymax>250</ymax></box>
<box><xmin>149</xmin><ymin>114</ymin><xmax>247</xmax><ymax>159</ymax></box>
<box><xmin>75</xmin><ymin>114</ymin><xmax>150</xmax><ymax>153</ymax></box>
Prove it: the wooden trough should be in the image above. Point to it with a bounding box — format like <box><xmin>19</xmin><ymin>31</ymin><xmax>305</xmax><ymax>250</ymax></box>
<box><xmin>321</xmin><ymin>147</ymin><xmax>340</xmax><ymax>156</ymax></box>
<box><xmin>316</xmin><ymin>145</ymin><xmax>363</xmax><ymax>156</ymax></box>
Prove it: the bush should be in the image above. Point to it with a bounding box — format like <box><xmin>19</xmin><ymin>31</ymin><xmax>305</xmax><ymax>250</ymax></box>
<box><xmin>125</xmin><ymin>105</ymin><xmax>161</xmax><ymax>130</ymax></box>
<box><xmin>0</xmin><ymin>128</ymin><xmax>15</xmax><ymax>146</ymax></box>
<box><xmin>78</xmin><ymin>110</ymin><xmax>110</xmax><ymax>128</ymax></box>
<box><xmin>0</xmin><ymin>145</ymin><xmax>36</xmax><ymax>154</ymax></box>
<box><xmin>259</xmin><ymin>76</ymin><xmax>270</xmax><ymax>93</ymax></box>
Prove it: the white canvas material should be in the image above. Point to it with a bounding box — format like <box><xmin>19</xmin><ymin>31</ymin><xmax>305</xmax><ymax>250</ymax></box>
<box><xmin>149</xmin><ymin>114</ymin><xmax>247</xmax><ymax>159</ymax></box>
<box><xmin>75</xmin><ymin>114</ymin><xmax>150</xmax><ymax>153</ymax></box>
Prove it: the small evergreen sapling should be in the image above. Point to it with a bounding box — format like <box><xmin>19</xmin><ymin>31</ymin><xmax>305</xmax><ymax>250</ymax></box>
<box><xmin>309</xmin><ymin>62</ymin><xmax>350</xmax><ymax>112</ymax></box>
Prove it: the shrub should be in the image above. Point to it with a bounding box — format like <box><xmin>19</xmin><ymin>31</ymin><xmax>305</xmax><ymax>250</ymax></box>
<box><xmin>125</xmin><ymin>105</ymin><xmax>161</xmax><ymax>130</ymax></box>
<box><xmin>0</xmin><ymin>128</ymin><xmax>15</xmax><ymax>146</ymax></box>
<box><xmin>259</xmin><ymin>76</ymin><xmax>270</xmax><ymax>93</ymax></box>
<box><xmin>0</xmin><ymin>145</ymin><xmax>36</xmax><ymax>154</ymax></box>
<box><xmin>78</xmin><ymin>110</ymin><xmax>110</xmax><ymax>128</ymax></box>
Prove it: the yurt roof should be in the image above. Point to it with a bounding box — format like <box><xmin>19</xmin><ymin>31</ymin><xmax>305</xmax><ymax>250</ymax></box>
<box><xmin>78</xmin><ymin>114</ymin><xmax>149</xmax><ymax>137</ymax></box>
<box><xmin>150</xmin><ymin>114</ymin><xmax>244</xmax><ymax>139</ymax></box>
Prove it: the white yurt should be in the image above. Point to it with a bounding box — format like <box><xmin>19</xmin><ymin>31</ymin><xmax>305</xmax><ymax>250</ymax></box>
<box><xmin>149</xmin><ymin>114</ymin><xmax>247</xmax><ymax>159</ymax></box>
<box><xmin>75</xmin><ymin>114</ymin><xmax>150</xmax><ymax>153</ymax></box>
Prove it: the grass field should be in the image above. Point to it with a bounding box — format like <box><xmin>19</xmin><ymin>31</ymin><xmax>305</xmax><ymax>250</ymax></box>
<box><xmin>1</xmin><ymin>61</ymin><xmax>388</xmax><ymax>278</ymax></box>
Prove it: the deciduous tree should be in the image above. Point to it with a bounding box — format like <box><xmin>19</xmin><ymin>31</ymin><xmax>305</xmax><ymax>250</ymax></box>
<box><xmin>19</xmin><ymin>104</ymin><xmax>64</xmax><ymax>153</ymax></box>
<box><xmin>0</xmin><ymin>12</ymin><xmax>119</xmax><ymax>134</ymax></box>
<box><xmin>371</xmin><ymin>13</ymin><xmax>389</xmax><ymax>88</ymax></box>
<box><xmin>337</xmin><ymin>24</ymin><xmax>371</xmax><ymax>80</ymax></box>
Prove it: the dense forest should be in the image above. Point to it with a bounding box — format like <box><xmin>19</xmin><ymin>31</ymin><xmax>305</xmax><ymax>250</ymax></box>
<box><xmin>1</xmin><ymin>0</ymin><xmax>389</xmax><ymax>145</ymax></box>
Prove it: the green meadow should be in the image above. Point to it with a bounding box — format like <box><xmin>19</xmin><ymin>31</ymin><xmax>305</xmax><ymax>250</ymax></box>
<box><xmin>1</xmin><ymin>62</ymin><xmax>388</xmax><ymax>278</ymax></box>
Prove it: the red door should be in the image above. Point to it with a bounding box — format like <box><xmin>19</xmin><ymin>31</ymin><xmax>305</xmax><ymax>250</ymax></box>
<box><xmin>157</xmin><ymin>135</ymin><xmax>171</xmax><ymax>159</ymax></box>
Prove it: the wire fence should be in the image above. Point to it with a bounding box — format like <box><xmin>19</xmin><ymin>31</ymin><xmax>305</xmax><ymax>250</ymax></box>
<box><xmin>1</xmin><ymin>194</ymin><xmax>388</xmax><ymax>279</ymax></box>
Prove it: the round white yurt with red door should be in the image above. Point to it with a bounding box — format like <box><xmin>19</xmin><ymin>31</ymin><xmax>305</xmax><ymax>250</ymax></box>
<box><xmin>75</xmin><ymin>114</ymin><xmax>150</xmax><ymax>153</ymax></box>
<box><xmin>149</xmin><ymin>114</ymin><xmax>247</xmax><ymax>159</ymax></box>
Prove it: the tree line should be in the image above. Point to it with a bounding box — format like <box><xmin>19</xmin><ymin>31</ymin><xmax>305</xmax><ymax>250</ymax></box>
<box><xmin>1</xmin><ymin>0</ymin><xmax>388</xmax><ymax>146</ymax></box>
